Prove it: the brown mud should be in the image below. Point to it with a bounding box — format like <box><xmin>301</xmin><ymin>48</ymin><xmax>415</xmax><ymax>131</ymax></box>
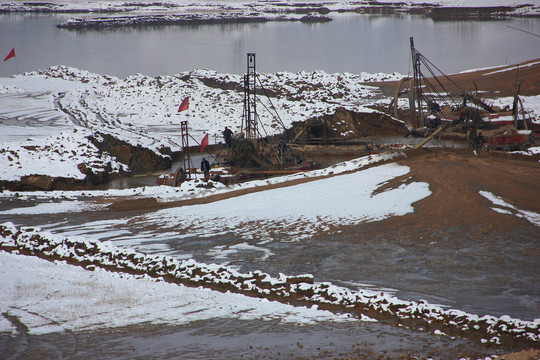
<box><xmin>398</xmin><ymin>148</ymin><xmax>540</xmax><ymax>223</ymax></box>
<box><xmin>373</xmin><ymin>58</ymin><xmax>540</xmax><ymax>98</ymax></box>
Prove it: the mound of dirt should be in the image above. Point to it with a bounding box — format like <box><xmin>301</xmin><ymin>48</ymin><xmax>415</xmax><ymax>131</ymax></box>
<box><xmin>88</xmin><ymin>132</ymin><xmax>172</xmax><ymax>175</ymax></box>
<box><xmin>287</xmin><ymin>107</ymin><xmax>409</xmax><ymax>144</ymax></box>
<box><xmin>494</xmin><ymin>348</ymin><xmax>540</xmax><ymax>360</ymax></box>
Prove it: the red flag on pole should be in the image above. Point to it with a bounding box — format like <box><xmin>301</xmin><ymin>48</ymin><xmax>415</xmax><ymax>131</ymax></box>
<box><xmin>200</xmin><ymin>133</ymin><xmax>209</xmax><ymax>152</ymax></box>
<box><xmin>178</xmin><ymin>97</ymin><xmax>189</xmax><ymax>112</ymax></box>
<box><xmin>4</xmin><ymin>48</ymin><xmax>15</xmax><ymax>62</ymax></box>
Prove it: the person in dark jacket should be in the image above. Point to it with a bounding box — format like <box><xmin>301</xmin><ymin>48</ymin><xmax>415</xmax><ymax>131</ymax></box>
<box><xmin>201</xmin><ymin>157</ymin><xmax>211</xmax><ymax>180</ymax></box>
<box><xmin>474</xmin><ymin>132</ymin><xmax>485</xmax><ymax>148</ymax></box>
<box><xmin>223</xmin><ymin>126</ymin><xmax>233</xmax><ymax>148</ymax></box>
<box><xmin>278</xmin><ymin>138</ymin><xmax>289</xmax><ymax>164</ymax></box>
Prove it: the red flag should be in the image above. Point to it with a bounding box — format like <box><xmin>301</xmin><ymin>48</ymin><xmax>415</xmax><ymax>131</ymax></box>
<box><xmin>178</xmin><ymin>97</ymin><xmax>189</xmax><ymax>112</ymax></box>
<box><xmin>200</xmin><ymin>133</ymin><xmax>208</xmax><ymax>152</ymax></box>
<box><xmin>4</xmin><ymin>48</ymin><xmax>15</xmax><ymax>62</ymax></box>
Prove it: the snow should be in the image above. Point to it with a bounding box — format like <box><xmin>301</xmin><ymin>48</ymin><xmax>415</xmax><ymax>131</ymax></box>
<box><xmin>2</xmin><ymin>222</ymin><xmax>538</xmax><ymax>343</ymax></box>
<box><xmin>0</xmin><ymin>70</ymin><xmax>125</xmax><ymax>181</ymax></box>
<box><xmin>526</xmin><ymin>146</ymin><xmax>540</xmax><ymax>154</ymax></box>
<box><xmin>0</xmin><ymin>65</ymin><xmax>402</xmax><ymax>182</ymax></box>
<box><xmin>490</xmin><ymin>95</ymin><xmax>540</xmax><ymax>125</ymax></box>
<box><xmin>2</xmin><ymin>62</ymin><xmax>540</xmax><ymax>183</ymax></box>
<box><xmin>0</xmin><ymin>153</ymin><xmax>400</xmax><ymax>205</ymax></box>
<box><xmin>482</xmin><ymin>61</ymin><xmax>540</xmax><ymax>77</ymax></box>
<box><xmin>0</xmin><ymin>251</ymin><xmax>358</xmax><ymax>335</ymax></box>
<box><xmin>0</xmin><ymin>154</ymin><xmax>422</xmax><ymax>252</ymax></box>
<box><xmin>206</xmin><ymin>242</ymin><xmax>275</xmax><ymax>261</ymax></box>
<box><xmin>479</xmin><ymin>190</ymin><xmax>540</xmax><ymax>226</ymax></box>
<box><xmin>140</xmin><ymin>163</ymin><xmax>431</xmax><ymax>242</ymax></box>
<box><xmin>53</xmin><ymin>67</ymin><xmax>397</xmax><ymax>147</ymax></box>
<box><xmin>0</xmin><ymin>7</ymin><xmax>539</xmax><ymax>344</ymax></box>
<box><xmin>0</xmin><ymin>129</ymin><xmax>127</xmax><ymax>181</ymax></box>
<box><xmin>0</xmin><ymin>200</ymin><xmax>107</xmax><ymax>215</ymax></box>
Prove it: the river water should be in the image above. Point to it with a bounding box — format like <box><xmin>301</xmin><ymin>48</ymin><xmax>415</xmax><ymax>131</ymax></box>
<box><xmin>1</xmin><ymin>13</ymin><xmax>540</xmax><ymax>78</ymax></box>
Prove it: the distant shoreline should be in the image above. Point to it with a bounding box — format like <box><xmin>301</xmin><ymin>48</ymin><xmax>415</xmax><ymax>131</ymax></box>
<box><xmin>1</xmin><ymin>1</ymin><xmax>539</xmax><ymax>30</ymax></box>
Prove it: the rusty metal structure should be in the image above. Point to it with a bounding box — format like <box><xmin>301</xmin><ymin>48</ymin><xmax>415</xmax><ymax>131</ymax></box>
<box><xmin>180</xmin><ymin>120</ymin><xmax>192</xmax><ymax>180</ymax></box>
<box><xmin>408</xmin><ymin>37</ymin><xmax>463</xmax><ymax>129</ymax></box>
<box><xmin>410</xmin><ymin>37</ymin><xmax>424</xmax><ymax>129</ymax></box>
<box><xmin>242</xmin><ymin>53</ymin><xmax>259</xmax><ymax>139</ymax></box>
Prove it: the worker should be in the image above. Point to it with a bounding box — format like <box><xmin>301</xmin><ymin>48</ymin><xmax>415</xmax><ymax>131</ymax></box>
<box><xmin>278</xmin><ymin>138</ymin><xmax>289</xmax><ymax>163</ymax></box>
<box><xmin>474</xmin><ymin>132</ymin><xmax>485</xmax><ymax>148</ymax></box>
<box><xmin>223</xmin><ymin>126</ymin><xmax>233</xmax><ymax>148</ymax></box>
<box><xmin>201</xmin><ymin>157</ymin><xmax>211</xmax><ymax>181</ymax></box>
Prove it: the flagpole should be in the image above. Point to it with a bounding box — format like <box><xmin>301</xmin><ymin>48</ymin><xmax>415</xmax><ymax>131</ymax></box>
<box><xmin>178</xmin><ymin>96</ymin><xmax>198</xmax><ymax>179</ymax></box>
<box><xmin>178</xmin><ymin>97</ymin><xmax>218</xmax><ymax>165</ymax></box>
<box><xmin>188</xmin><ymin>133</ymin><xmax>217</xmax><ymax>165</ymax></box>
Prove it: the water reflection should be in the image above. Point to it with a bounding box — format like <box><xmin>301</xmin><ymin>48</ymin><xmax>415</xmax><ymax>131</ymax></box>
<box><xmin>1</xmin><ymin>13</ymin><xmax>539</xmax><ymax>78</ymax></box>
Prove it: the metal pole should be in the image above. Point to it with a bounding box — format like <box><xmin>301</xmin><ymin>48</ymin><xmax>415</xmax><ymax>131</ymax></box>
<box><xmin>180</xmin><ymin>121</ymin><xmax>191</xmax><ymax>179</ymax></box>
<box><xmin>410</xmin><ymin>37</ymin><xmax>423</xmax><ymax>129</ymax></box>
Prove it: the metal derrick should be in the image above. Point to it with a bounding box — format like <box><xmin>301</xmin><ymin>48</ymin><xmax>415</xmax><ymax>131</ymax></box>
<box><xmin>241</xmin><ymin>53</ymin><xmax>286</xmax><ymax>140</ymax></box>
<box><xmin>409</xmin><ymin>37</ymin><xmax>464</xmax><ymax>129</ymax></box>
<box><xmin>243</xmin><ymin>53</ymin><xmax>259</xmax><ymax>139</ymax></box>
<box><xmin>405</xmin><ymin>38</ymin><xmax>533</xmax><ymax>150</ymax></box>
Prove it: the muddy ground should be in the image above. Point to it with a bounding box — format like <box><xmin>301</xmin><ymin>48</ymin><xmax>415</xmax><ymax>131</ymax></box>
<box><xmin>109</xmin><ymin>147</ymin><xmax>540</xmax><ymax>217</ymax></box>
<box><xmin>373</xmin><ymin>58</ymin><xmax>540</xmax><ymax>98</ymax></box>
<box><xmin>2</xmin><ymin>146</ymin><xmax>539</xmax><ymax>359</ymax></box>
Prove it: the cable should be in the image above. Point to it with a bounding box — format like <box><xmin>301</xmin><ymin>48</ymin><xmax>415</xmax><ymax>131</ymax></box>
<box><xmin>256</xmin><ymin>75</ymin><xmax>287</xmax><ymax>131</ymax></box>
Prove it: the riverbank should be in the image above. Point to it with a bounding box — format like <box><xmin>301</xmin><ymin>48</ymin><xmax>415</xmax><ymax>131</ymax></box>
<box><xmin>0</xmin><ymin>0</ymin><xmax>539</xmax><ymax>30</ymax></box>
<box><xmin>1</xmin><ymin>0</ymin><xmax>539</xmax><ymax>17</ymax></box>
<box><xmin>1</xmin><ymin>146</ymin><xmax>539</xmax><ymax>358</ymax></box>
<box><xmin>373</xmin><ymin>58</ymin><xmax>540</xmax><ymax>98</ymax></box>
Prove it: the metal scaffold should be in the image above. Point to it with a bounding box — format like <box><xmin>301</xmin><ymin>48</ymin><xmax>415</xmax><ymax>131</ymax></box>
<box><xmin>243</xmin><ymin>53</ymin><xmax>258</xmax><ymax>139</ymax></box>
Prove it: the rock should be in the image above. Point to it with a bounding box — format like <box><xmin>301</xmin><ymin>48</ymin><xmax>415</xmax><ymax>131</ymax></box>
<box><xmin>0</xmin><ymin>175</ymin><xmax>87</xmax><ymax>191</ymax></box>
<box><xmin>300</xmin><ymin>12</ymin><xmax>333</xmax><ymax>23</ymax></box>
<box><xmin>88</xmin><ymin>132</ymin><xmax>172</xmax><ymax>175</ymax></box>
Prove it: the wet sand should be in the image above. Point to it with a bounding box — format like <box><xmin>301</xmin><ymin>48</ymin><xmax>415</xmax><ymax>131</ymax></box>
<box><xmin>0</xmin><ymin>315</ymin><xmax>511</xmax><ymax>359</ymax></box>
